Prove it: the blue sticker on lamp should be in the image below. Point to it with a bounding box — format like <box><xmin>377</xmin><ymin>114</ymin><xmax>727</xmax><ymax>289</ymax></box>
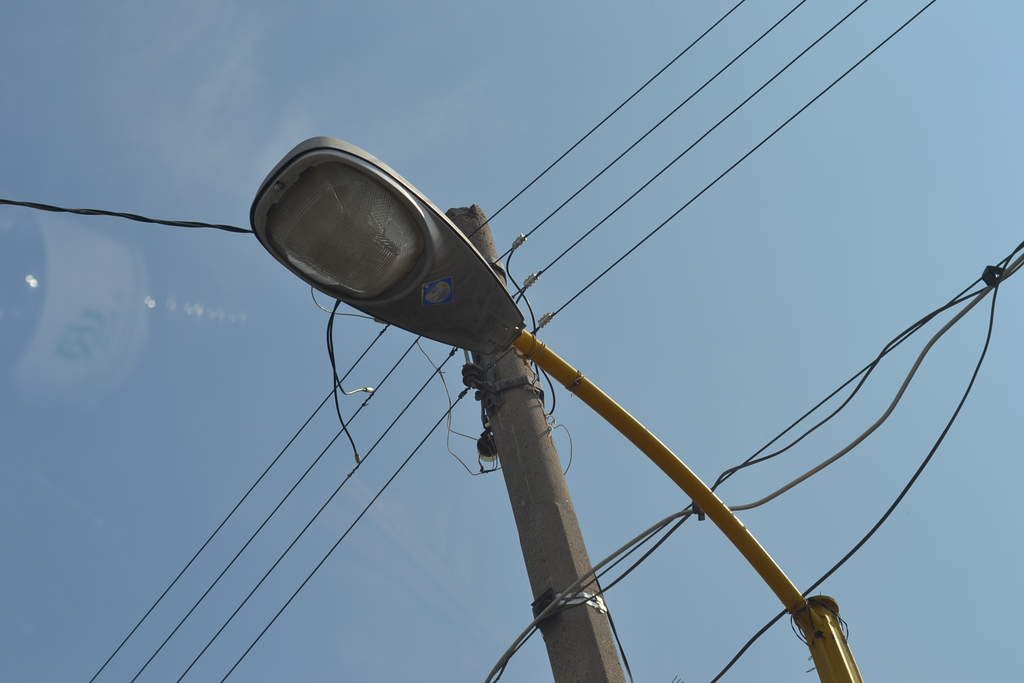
<box><xmin>422</xmin><ymin>277</ymin><xmax>454</xmax><ymax>305</ymax></box>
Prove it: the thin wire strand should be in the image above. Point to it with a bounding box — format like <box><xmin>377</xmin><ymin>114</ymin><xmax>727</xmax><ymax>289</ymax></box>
<box><xmin>553</xmin><ymin>422</ymin><xmax>574</xmax><ymax>475</ymax></box>
<box><xmin>310</xmin><ymin>288</ymin><xmax>376</xmax><ymax>319</ymax></box>
<box><xmin>545</xmin><ymin>0</ymin><xmax>936</xmax><ymax>324</ymax></box>
<box><xmin>0</xmin><ymin>197</ymin><xmax>252</xmax><ymax>233</ymax></box>
<box><xmin>495</xmin><ymin>0</ymin><xmax>810</xmax><ymax>263</ymax></box>
<box><xmin>415</xmin><ymin>339</ymin><xmax>486</xmax><ymax>476</ymax></box>
<box><xmin>127</xmin><ymin>338</ymin><xmax>416</xmax><ymax>682</ymax></box>
<box><xmin>178</xmin><ymin>349</ymin><xmax>460</xmax><ymax>681</ymax></box>
<box><xmin>464</xmin><ymin>0</ymin><xmax>750</xmax><ymax>243</ymax></box>
<box><xmin>87</xmin><ymin>325</ymin><xmax>388</xmax><ymax>683</ymax></box>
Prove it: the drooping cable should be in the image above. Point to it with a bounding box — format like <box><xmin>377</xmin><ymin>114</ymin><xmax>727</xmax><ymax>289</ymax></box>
<box><xmin>728</xmin><ymin>275</ymin><xmax>1004</xmax><ymax>511</ymax></box>
<box><xmin>493</xmin><ymin>0</ymin><xmax>809</xmax><ymax>262</ymax></box>
<box><xmin>177</xmin><ymin>349</ymin><xmax>460</xmax><ymax>681</ymax></box>
<box><xmin>710</xmin><ymin>261</ymin><xmax>1002</xmax><ymax>682</ymax></box>
<box><xmin>415</xmin><ymin>339</ymin><xmax>487</xmax><ymax>476</ymax></box>
<box><xmin>488</xmin><ymin>242</ymin><xmax>1018</xmax><ymax>682</ymax></box>
<box><xmin>86</xmin><ymin>324</ymin><xmax>388</xmax><ymax>683</ymax></box>
<box><xmin>463</xmin><ymin>0</ymin><xmax>750</xmax><ymax>243</ymax></box>
<box><xmin>126</xmin><ymin>337</ymin><xmax>415</xmax><ymax>682</ymax></box>
<box><xmin>542</xmin><ymin>0</ymin><xmax>937</xmax><ymax>325</ymax></box>
<box><xmin>711</xmin><ymin>288</ymin><xmax>986</xmax><ymax>491</ymax></box>
<box><xmin>327</xmin><ymin>298</ymin><xmax>369</xmax><ymax>463</ymax></box>
<box><xmin>0</xmin><ymin>197</ymin><xmax>252</xmax><ymax>233</ymax></box>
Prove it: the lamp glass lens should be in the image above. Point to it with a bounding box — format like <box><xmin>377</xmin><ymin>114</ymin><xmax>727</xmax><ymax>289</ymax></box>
<box><xmin>266</xmin><ymin>162</ymin><xmax>424</xmax><ymax>298</ymax></box>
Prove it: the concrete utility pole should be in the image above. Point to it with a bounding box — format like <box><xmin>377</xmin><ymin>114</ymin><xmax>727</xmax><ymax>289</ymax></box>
<box><xmin>448</xmin><ymin>206</ymin><xmax>626</xmax><ymax>683</ymax></box>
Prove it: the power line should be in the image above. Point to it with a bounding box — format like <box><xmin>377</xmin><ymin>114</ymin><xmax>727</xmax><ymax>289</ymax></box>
<box><xmin>126</xmin><ymin>337</ymin><xmax>417</xmax><ymax>682</ymax></box>
<box><xmin>86</xmin><ymin>325</ymin><xmax>388</xmax><ymax>683</ymax></box>
<box><xmin>512</xmin><ymin>0</ymin><xmax>863</xmax><ymax>295</ymax></box>
<box><xmin>464</xmin><ymin>0</ymin><xmax>751</xmax><ymax>243</ymax></box>
<box><xmin>0</xmin><ymin>197</ymin><xmax>252</xmax><ymax>233</ymax></box>
<box><xmin>542</xmin><ymin>0</ymin><xmax>935</xmax><ymax>325</ymax></box>
<box><xmin>495</xmin><ymin>0</ymin><xmax>808</xmax><ymax>263</ymax></box>
<box><xmin>217</xmin><ymin>387</ymin><xmax>471</xmax><ymax>681</ymax></box>
<box><xmin>177</xmin><ymin>348</ymin><xmax>460</xmax><ymax>681</ymax></box>
<box><xmin>710</xmin><ymin>257</ymin><xmax>1004</xmax><ymax>682</ymax></box>
<box><xmin>728</xmin><ymin>282</ymin><xmax>996</xmax><ymax>511</ymax></box>
<box><xmin>487</xmin><ymin>235</ymin><xmax>1021</xmax><ymax>681</ymax></box>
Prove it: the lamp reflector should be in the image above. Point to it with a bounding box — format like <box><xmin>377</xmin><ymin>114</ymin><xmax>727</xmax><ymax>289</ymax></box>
<box><xmin>264</xmin><ymin>162</ymin><xmax>424</xmax><ymax>299</ymax></box>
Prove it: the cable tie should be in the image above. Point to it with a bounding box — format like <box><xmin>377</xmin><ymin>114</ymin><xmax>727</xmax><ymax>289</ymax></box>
<box><xmin>536</xmin><ymin>312</ymin><xmax>555</xmax><ymax>330</ymax></box>
<box><xmin>982</xmin><ymin>265</ymin><xmax>1005</xmax><ymax>288</ymax></box>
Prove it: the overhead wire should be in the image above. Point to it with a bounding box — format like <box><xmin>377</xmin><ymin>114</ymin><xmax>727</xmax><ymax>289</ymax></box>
<box><xmin>0</xmin><ymin>197</ymin><xmax>252</xmax><ymax>233</ymax></box>
<box><xmin>541</xmin><ymin>0</ymin><xmax>929</xmax><ymax>325</ymax></box>
<box><xmin>216</xmin><ymin>388</ymin><xmax>471</xmax><ymax>681</ymax></box>
<box><xmin>126</xmin><ymin>337</ymin><xmax>417</xmax><ymax>682</ymax></box>
<box><xmin>488</xmin><ymin>233</ymin><xmax>1022</xmax><ymax>683</ymax></box>
<box><xmin>177</xmin><ymin>348</ymin><xmax>461</xmax><ymax>681</ymax></box>
<box><xmin>486</xmin><ymin>508</ymin><xmax>690</xmax><ymax>682</ymax></box>
<box><xmin>710</xmin><ymin>287</ymin><xmax>987</xmax><ymax>490</ymax></box>
<box><xmin>710</xmin><ymin>252</ymin><xmax>1010</xmax><ymax>682</ymax></box>
<box><xmin>728</xmin><ymin>277</ymin><xmax>999</xmax><ymax>511</ymax></box>
<box><xmin>494</xmin><ymin>0</ymin><xmax>809</xmax><ymax>264</ymax></box>
<box><xmin>462</xmin><ymin>0</ymin><xmax>751</xmax><ymax>244</ymax></box>
<box><xmin>86</xmin><ymin>324</ymin><xmax>389</xmax><ymax>683</ymax></box>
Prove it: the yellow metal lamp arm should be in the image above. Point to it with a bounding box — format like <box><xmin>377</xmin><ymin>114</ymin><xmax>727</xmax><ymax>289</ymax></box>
<box><xmin>512</xmin><ymin>330</ymin><xmax>863</xmax><ymax>683</ymax></box>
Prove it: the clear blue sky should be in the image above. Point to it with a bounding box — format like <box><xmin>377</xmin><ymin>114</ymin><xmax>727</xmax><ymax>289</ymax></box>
<box><xmin>2</xmin><ymin>1</ymin><xmax>1022</xmax><ymax>681</ymax></box>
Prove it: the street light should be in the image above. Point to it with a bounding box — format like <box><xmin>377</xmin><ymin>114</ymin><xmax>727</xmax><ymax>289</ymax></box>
<box><xmin>251</xmin><ymin>137</ymin><xmax>863</xmax><ymax>683</ymax></box>
<box><xmin>250</xmin><ymin>136</ymin><xmax>524</xmax><ymax>354</ymax></box>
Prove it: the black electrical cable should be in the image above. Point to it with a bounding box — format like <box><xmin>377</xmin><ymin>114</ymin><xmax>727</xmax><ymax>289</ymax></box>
<box><xmin>711</xmin><ymin>282</ymin><xmax>999</xmax><ymax>682</ymax></box>
<box><xmin>544</xmin><ymin>0</ymin><xmax>937</xmax><ymax>324</ymax></box>
<box><xmin>491</xmin><ymin>625</ymin><xmax>540</xmax><ymax>682</ymax></box>
<box><xmin>606</xmin><ymin>609</ymin><xmax>635</xmax><ymax>683</ymax></box>
<box><xmin>217</xmin><ymin>387</ymin><xmax>469</xmax><ymax>681</ymax></box>
<box><xmin>178</xmin><ymin>348</ymin><xmax>460</xmax><ymax>681</ymax></box>
<box><xmin>506</xmin><ymin>247</ymin><xmax>559</xmax><ymax>416</ymax></box>
<box><xmin>494</xmin><ymin>0</ymin><xmax>808</xmax><ymax>261</ymax></box>
<box><xmin>463</xmin><ymin>0</ymin><xmax>750</xmax><ymax>244</ymax></box>
<box><xmin>86</xmin><ymin>324</ymin><xmax>389</xmax><ymax>683</ymax></box>
<box><xmin>127</xmin><ymin>337</ymin><xmax>416</xmax><ymax>682</ymax></box>
<box><xmin>711</xmin><ymin>286</ymin><xmax>986</xmax><ymax>489</ymax></box>
<box><xmin>0</xmin><ymin>197</ymin><xmax>252</xmax><ymax>233</ymax></box>
<box><xmin>327</xmin><ymin>298</ymin><xmax>363</xmax><ymax>461</ymax></box>
<box><xmin>512</xmin><ymin>0</ymin><xmax>862</xmax><ymax>291</ymax></box>
<box><xmin>710</xmin><ymin>240</ymin><xmax>1024</xmax><ymax>489</ymax></box>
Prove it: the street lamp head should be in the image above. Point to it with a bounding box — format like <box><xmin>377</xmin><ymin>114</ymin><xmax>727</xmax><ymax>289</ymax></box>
<box><xmin>251</xmin><ymin>137</ymin><xmax>524</xmax><ymax>353</ymax></box>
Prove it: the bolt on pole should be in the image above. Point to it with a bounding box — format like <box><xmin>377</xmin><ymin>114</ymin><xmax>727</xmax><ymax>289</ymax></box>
<box><xmin>448</xmin><ymin>206</ymin><xmax>627</xmax><ymax>683</ymax></box>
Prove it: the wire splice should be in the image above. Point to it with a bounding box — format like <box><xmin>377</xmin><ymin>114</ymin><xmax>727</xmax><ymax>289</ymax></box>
<box><xmin>535</xmin><ymin>312</ymin><xmax>555</xmax><ymax>331</ymax></box>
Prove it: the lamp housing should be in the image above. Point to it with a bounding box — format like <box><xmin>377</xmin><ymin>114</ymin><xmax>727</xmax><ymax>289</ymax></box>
<box><xmin>251</xmin><ymin>137</ymin><xmax>523</xmax><ymax>353</ymax></box>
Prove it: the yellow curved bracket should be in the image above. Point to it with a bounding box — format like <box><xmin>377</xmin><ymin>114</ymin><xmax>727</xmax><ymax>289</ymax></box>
<box><xmin>513</xmin><ymin>330</ymin><xmax>864</xmax><ymax>682</ymax></box>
